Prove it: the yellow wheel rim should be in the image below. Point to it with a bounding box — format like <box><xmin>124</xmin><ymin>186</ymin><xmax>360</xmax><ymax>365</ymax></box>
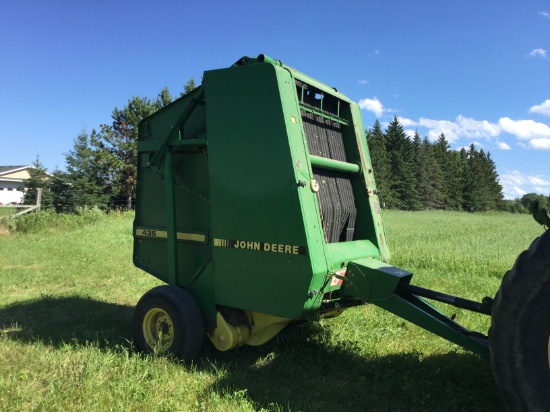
<box><xmin>142</xmin><ymin>308</ymin><xmax>174</xmax><ymax>353</ymax></box>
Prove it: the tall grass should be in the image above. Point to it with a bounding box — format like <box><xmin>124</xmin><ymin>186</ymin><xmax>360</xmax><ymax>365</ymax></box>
<box><xmin>0</xmin><ymin>210</ymin><xmax>543</xmax><ymax>411</ymax></box>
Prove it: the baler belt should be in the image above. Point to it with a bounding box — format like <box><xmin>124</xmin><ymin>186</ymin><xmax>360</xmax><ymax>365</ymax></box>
<box><xmin>301</xmin><ymin>110</ymin><xmax>357</xmax><ymax>243</ymax></box>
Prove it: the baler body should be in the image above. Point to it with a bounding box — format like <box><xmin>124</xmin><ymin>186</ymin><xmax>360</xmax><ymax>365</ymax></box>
<box><xmin>134</xmin><ymin>55</ymin><xmax>388</xmax><ymax>324</ymax></box>
<box><xmin>133</xmin><ymin>55</ymin><xmax>489</xmax><ymax>358</ymax></box>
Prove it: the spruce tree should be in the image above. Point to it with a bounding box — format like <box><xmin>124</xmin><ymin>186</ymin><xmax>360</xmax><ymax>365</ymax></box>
<box><xmin>434</xmin><ymin>134</ymin><xmax>463</xmax><ymax>210</ymax></box>
<box><xmin>415</xmin><ymin>135</ymin><xmax>444</xmax><ymax>209</ymax></box>
<box><xmin>366</xmin><ymin>120</ymin><xmax>393</xmax><ymax>207</ymax></box>
<box><xmin>63</xmin><ymin>129</ymin><xmax>111</xmax><ymax>209</ymax></box>
<box><xmin>96</xmin><ymin>94</ymin><xmax>170</xmax><ymax>209</ymax></box>
<box><xmin>22</xmin><ymin>155</ymin><xmax>53</xmax><ymax>208</ymax></box>
<box><xmin>384</xmin><ymin>117</ymin><xmax>420</xmax><ymax>210</ymax></box>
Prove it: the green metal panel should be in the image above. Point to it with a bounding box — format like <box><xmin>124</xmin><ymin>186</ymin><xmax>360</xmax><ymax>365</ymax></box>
<box><xmin>204</xmin><ymin>62</ymin><xmax>324</xmax><ymax>318</ymax></box>
<box><xmin>134</xmin><ymin>89</ymin><xmax>212</xmax><ymax>291</ymax></box>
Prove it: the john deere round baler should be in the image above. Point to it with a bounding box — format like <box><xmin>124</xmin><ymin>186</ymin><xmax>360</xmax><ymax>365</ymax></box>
<box><xmin>131</xmin><ymin>54</ymin><xmax>550</xmax><ymax>411</ymax></box>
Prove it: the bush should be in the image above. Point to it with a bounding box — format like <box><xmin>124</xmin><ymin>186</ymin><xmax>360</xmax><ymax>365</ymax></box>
<box><xmin>14</xmin><ymin>207</ymin><xmax>106</xmax><ymax>234</ymax></box>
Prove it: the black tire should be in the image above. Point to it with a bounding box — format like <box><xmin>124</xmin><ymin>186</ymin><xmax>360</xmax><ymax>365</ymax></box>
<box><xmin>133</xmin><ymin>285</ymin><xmax>204</xmax><ymax>361</ymax></box>
<box><xmin>489</xmin><ymin>230</ymin><xmax>550</xmax><ymax>412</ymax></box>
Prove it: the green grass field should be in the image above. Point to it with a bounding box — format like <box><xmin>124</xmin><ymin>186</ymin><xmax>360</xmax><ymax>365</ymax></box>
<box><xmin>0</xmin><ymin>211</ymin><xmax>543</xmax><ymax>411</ymax></box>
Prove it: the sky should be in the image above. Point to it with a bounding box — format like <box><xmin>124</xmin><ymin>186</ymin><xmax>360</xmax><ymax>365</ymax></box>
<box><xmin>1</xmin><ymin>0</ymin><xmax>549</xmax><ymax>200</ymax></box>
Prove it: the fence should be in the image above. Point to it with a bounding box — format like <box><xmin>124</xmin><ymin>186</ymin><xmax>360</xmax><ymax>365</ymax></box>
<box><xmin>0</xmin><ymin>188</ymin><xmax>42</xmax><ymax>218</ymax></box>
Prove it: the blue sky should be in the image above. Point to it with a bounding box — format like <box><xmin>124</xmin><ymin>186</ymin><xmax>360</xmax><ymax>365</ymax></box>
<box><xmin>1</xmin><ymin>0</ymin><xmax>549</xmax><ymax>199</ymax></box>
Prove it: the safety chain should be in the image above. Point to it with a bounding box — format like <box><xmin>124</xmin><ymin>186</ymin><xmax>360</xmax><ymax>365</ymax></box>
<box><xmin>174</xmin><ymin>178</ymin><xmax>210</xmax><ymax>203</ymax></box>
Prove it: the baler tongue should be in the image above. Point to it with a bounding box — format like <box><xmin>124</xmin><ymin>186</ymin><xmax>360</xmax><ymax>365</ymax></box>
<box><xmin>341</xmin><ymin>258</ymin><xmax>490</xmax><ymax>358</ymax></box>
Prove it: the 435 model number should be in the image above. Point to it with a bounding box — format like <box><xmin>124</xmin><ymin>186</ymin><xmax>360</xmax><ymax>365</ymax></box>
<box><xmin>140</xmin><ymin>229</ymin><xmax>157</xmax><ymax>237</ymax></box>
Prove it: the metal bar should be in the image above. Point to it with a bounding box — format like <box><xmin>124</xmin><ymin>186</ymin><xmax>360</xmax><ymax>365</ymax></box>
<box><xmin>377</xmin><ymin>290</ymin><xmax>490</xmax><ymax>359</ymax></box>
<box><xmin>309</xmin><ymin>155</ymin><xmax>360</xmax><ymax>174</ymax></box>
<box><xmin>148</xmin><ymin>88</ymin><xmax>205</xmax><ymax>168</ymax></box>
<box><xmin>171</xmin><ymin>138</ymin><xmax>207</xmax><ymax>149</ymax></box>
<box><xmin>164</xmin><ymin>150</ymin><xmax>178</xmax><ymax>285</ymax></box>
<box><xmin>397</xmin><ymin>283</ymin><xmax>492</xmax><ymax>315</ymax></box>
<box><xmin>299</xmin><ymin>104</ymin><xmax>349</xmax><ymax>125</ymax></box>
<box><xmin>342</xmin><ymin>258</ymin><xmax>490</xmax><ymax>359</ymax></box>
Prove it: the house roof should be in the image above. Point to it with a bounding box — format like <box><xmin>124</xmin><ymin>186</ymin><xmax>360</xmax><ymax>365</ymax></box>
<box><xmin>0</xmin><ymin>165</ymin><xmax>31</xmax><ymax>176</ymax></box>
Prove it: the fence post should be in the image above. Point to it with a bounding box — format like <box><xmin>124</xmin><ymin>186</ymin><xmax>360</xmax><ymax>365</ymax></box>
<box><xmin>36</xmin><ymin>188</ymin><xmax>42</xmax><ymax>213</ymax></box>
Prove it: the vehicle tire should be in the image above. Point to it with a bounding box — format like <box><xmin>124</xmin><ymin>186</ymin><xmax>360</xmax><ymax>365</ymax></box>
<box><xmin>489</xmin><ymin>230</ymin><xmax>550</xmax><ymax>412</ymax></box>
<box><xmin>133</xmin><ymin>285</ymin><xmax>204</xmax><ymax>361</ymax></box>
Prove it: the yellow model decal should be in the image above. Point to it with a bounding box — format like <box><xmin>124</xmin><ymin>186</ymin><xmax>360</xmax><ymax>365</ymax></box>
<box><xmin>136</xmin><ymin>229</ymin><xmax>167</xmax><ymax>238</ymax></box>
<box><xmin>214</xmin><ymin>238</ymin><xmax>307</xmax><ymax>255</ymax></box>
<box><xmin>135</xmin><ymin>228</ymin><xmax>206</xmax><ymax>243</ymax></box>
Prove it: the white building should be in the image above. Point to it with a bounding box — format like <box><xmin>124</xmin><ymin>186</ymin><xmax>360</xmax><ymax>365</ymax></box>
<box><xmin>0</xmin><ymin>165</ymin><xmax>31</xmax><ymax>204</ymax></box>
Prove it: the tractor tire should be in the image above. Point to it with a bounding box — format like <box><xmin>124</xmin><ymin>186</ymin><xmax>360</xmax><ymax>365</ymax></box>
<box><xmin>489</xmin><ymin>229</ymin><xmax>550</xmax><ymax>412</ymax></box>
<box><xmin>133</xmin><ymin>285</ymin><xmax>204</xmax><ymax>361</ymax></box>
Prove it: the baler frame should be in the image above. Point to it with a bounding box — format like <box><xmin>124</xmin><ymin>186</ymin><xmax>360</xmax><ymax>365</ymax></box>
<box><xmin>132</xmin><ymin>54</ymin><xmax>492</xmax><ymax>360</ymax></box>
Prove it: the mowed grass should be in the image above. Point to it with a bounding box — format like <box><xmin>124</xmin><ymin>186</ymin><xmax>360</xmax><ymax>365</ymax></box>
<box><xmin>0</xmin><ymin>211</ymin><xmax>543</xmax><ymax>411</ymax></box>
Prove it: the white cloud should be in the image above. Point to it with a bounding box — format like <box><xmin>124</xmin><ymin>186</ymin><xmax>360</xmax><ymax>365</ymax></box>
<box><xmin>365</xmin><ymin>98</ymin><xmax>550</xmax><ymax>151</ymax></box>
<box><xmin>499</xmin><ymin>170</ymin><xmax>550</xmax><ymax>199</ymax></box>
<box><xmin>403</xmin><ymin>129</ymin><xmax>416</xmax><ymax>140</ymax></box>
<box><xmin>530</xmin><ymin>138</ymin><xmax>550</xmax><ymax>150</ymax></box>
<box><xmin>357</xmin><ymin>79</ymin><xmax>369</xmax><ymax>85</ymax></box>
<box><xmin>539</xmin><ymin>11</ymin><xmax>550</xmax><ymax>19</ymax></box>
<box><xmin>397</xmin><ymin>116</ymin><xmax>500</xmax><ymax>143</ymax></box>
<box><xmin>529</xmin><ymin>48</ymin><xmax>547</xmax><ymax>58</ymax></box>
<box><xmin>529</xmin><ymin>99</ymin><xmax>550</xmax><ymax>116</ymax></box>
<box><xmin>498</xmin><ymin>118</ymin><xmax>550</xmax><ymax>140</ymax></box>
<box><xmin>398</xmin><ymin>117</ymin><xmax>418</xmax><ymax>127</ymax></box>
<box><xmin>358</xmin><ymin>97</ymin><xmax>384</xmax><ymax>117</ymax></box>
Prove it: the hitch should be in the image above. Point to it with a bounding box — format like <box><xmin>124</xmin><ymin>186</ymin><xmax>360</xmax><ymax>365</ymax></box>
<box><xmin>341</xmin><ymin>258</ymin><xmax>490</xmax><ymax>359</ymax></box>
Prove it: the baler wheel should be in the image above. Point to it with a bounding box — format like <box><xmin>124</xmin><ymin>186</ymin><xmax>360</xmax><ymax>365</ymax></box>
<box><xmin>133</xmin><ymin>286</ymin><xmax>204</xmax><ymax>361</ymax></box>
<box><xmin>489</xmin><ymin>229</ymin><xmax>550</xmax><ymax>411</ymax></box>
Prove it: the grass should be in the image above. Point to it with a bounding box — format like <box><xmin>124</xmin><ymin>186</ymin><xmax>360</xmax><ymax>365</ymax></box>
<box><xmin>0</xmin><ymin>210</ymin><xmax>544</xmax><ymax>411</ymax></box>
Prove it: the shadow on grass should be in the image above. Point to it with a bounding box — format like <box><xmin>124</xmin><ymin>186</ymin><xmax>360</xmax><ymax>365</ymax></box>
<box><xmin>197</xmin><ymin>323</ymin><xmax>504</xmax><ymax>412</ymax></box>
<box><xmin>0</xmin><ymin>297</ymin><xmax>503</xmax><ymax>411</ymax></box>
<box><xmin>0</xmin><ymin>296</ymin><xmax>134</xmax><ymax>348</ymax></box>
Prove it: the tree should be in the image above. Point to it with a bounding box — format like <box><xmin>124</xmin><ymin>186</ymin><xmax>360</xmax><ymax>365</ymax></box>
<box><xmin>22</xmin><ymin>155</ymin><xmax>53</xmax><ymax>208</ymax></box>
<box><xmin>384</xmin><ymin>116</ymin><xmax>420</xmax><ymax>210</ymax></box>
<box><xmin>366</xmin><ymin>120</ymin><xmax>393</xmax><ymax>207</ymax></box>
<box><xmin>181</xmin><ymin>78</ymin><xmax>196</xmax><ymax>97</ymax></box>
<box><xmin>157</xmin><ymin>87</ymin><xmax>172</xmax><ymax>108</ymax></box>
<box><xmin>62</xmin><ymin>129</ymin><xmax>111</xmax><ymax>209</ymax></box>
<box><xmin>96</xmin><ymin>95</ymin><xmax>169</xmax><ymax>209</ymax></box>
<box><xmin>462</xmin><ymin>145</ymin><xmax>503</xmax><ymax>212</ymax></box>
<box><xmin>434</xmin><ymin>134</ymin><xmax>464</xmax><ymax>210</ymax></box>
<box><xmin>414</xmin><ymin>134</ymin><xmax>445</xmax><ymax>209</ymax></box>
<box><xmin>520</xmin><ymin>193</ymin><xmax>549</xmax><ymax>212</ymax></box>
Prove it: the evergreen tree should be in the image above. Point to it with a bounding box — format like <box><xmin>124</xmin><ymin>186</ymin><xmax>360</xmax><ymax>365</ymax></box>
<box><xmin>434</xmin><ymin>134</ymin><xmax>463</xmax><ymax>210</ymax></box>
<box><xmin>414</xmin><ymin>134</ymin><xmax>444</xmax><ymax>209</ymax></box>
<box><xmin>384</xmin><ymin>117</ymin><xmax>420</xmax><ymax>210</ymax></box>
<box><xmin>181</xmin><ymin>78</ymin><xmax>197</xmax><ymax>97</ymax></box>
<box><xmin>22</xmin><ymin>155</ymin><xmax>53</xmax><ymax>208</ymax></box>
<box><xmin>483</xmin><ymin>151</ymin><xmax>504</xmax><ymax>209</ymax></box>
<box><xmin>63</xmin><ymin>129</ymin><xmax>111</xmax><ymax>209</ymax></box>
<box><xmin>96</xmin><ymin>94</ymin><xmax>168</xmax><ymax>209</ymax></box>
<box><xmin>366</xmin><ymin>120</ymin><xmax>393</xmax><ymax>207</ymax></box>
<box><xmin>462</xmin><ymin>144</ymin><xmax>480</xmax><ymax>211</ymax></box>
<box><xmin>462</xmin><ymin>145</ymin><xmax>503</xmax><ymax>211</ymax></box>
<box><xmin>157</xmin><ymin>87</ymin><xmax>172</xmax><ymax>108</ymax></box>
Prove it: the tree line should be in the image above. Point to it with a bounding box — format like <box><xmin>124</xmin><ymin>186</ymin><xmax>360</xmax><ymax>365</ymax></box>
<box><xmin>23</xmin><ymin>90</ymin><xmax>546</xmax><ymax>214</ymax></box>
<box><xmin>367</xmin><ymin>117</ymin><xmax>505</xmax><ymax>211</ymax></box>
